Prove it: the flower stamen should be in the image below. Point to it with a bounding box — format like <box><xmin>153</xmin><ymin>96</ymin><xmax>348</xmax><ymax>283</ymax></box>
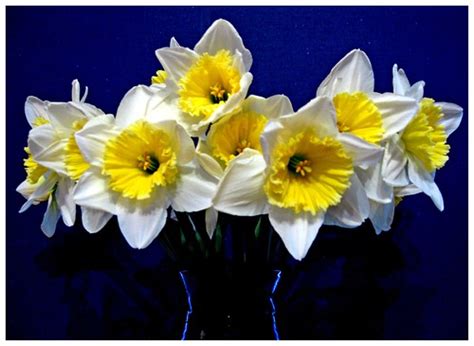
<box><xmin>288</xmin><ymin>155</ymin><xmax>312</xmax><ymax>177</ymax></box>
<box><xmin>209</xmin><ymin>83</ymin><xmax>229</xmax><ymax>104</ymax></box>
<box><xmin>137</xmin><ymin>153</ymin><xmax>160</xmax><ymax>174</ymax></box>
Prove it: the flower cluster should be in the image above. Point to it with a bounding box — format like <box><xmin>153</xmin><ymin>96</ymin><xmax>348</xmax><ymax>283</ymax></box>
<box><xmin>17</xmin><ymin>19</ymin><xmax>463</xmax><ymax>260</ymax></box>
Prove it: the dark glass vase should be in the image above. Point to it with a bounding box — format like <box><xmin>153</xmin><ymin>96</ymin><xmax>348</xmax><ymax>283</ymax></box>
<box><xmin>179</xmin><ymin>266</ymin><xmax>282</xmax><ymax>340</ymax></box>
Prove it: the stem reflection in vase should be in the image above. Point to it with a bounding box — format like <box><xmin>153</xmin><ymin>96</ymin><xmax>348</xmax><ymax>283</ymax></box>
<box><xmin>158</xmin><ymin>211</ymin><xmax>288</xmax><ymax>340</ymax></box>
<box><xmin>179</xmin><ymin>268</ymin><xmax>282</xmax><ymax>340</ymax></box>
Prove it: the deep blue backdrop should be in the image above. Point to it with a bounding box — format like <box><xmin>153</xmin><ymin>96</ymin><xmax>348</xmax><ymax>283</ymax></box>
<box><xmin>6</xmin><ymin>6</ymin><xmax>468</xmax><ymax>339</ymax></box>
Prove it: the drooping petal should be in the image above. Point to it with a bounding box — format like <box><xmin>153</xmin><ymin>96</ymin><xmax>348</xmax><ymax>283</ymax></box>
<box><xmin>25</xmin><ymin>96</ymin><xmax>48</xmax><ymax>128</ymax></box>
<box><xmin>73</xmin><ymin>170</ymin><xmax>118</xmax><ymax>214</ymax></box>
<box><xmin>171</xmin><ymin>160</ymin><xmax>217</xmax><ymax>212</ymax></box>
<box><xmin>369</xmin><ymin>199</ymin><xmax>395</xmax><ymax>235</ymax></box>
<box><xmin>194</xmin><ymin>19</ymin><xmax>252</xmax><ymax>72</ymax></box>
<box><xmin>19</xmin><ymin>172</ymin><xmax>58</xmax><ymax>213</ymax></box>
<box><xmin>437</xmin><ymin>102</ymin><xmax>463</xmax><ymax>137</ymax></box>
<box><xmin>337</xmin><ymin>132</ymin><xmax>383</xmax><ymax>168</ymax></box>
<box><xmin>155</xmin><ymin>47</ymin><xmax>199</xmax><ymax>86</ymax></box>
<box><xmin>41</xmin><ymin>195</ymin><xmax>60</xmax><ymax>237</ymax></box>
<box><xmin>117</xmin><ymin>206</ymin><xmax>167</xmax><ymax>249</ymax></box>
<box><xmin>243</xmin><ymin>94</ymin><xmax>294</xmax><ymax>120</ymax></box>
<box><xmin>55</xmin><ymin>177</ymin><xmax>76</xmax><ymax>227</ymax></box>
<box><xmin>407</xmin><ymin>156</ymin><xmax>444</xmax><ymax>211</ymax></box>
<box><xmin>205</xmin><ymin>207</ymin><xmax>218</xmax><ymax>238</ymax></box>
<box><xmin>370</xmin><ymin>92</ymin><xmax>418</xmax><ymax>139</ymax></box>
<box><xmin>381</xmin><ymin>135</ymin><xmax>409</xmax><ymax>186</ymax></box>
<box><xmin>269</xmin><ymin>206</ymin><xmax>324</xmax><ymax>261</ymax></box>
<box><xmin>81</xmin><ymin>207</ymin><xmax>113</xmax><ymax>234</ymax></box>
<box><xmin>213</xmin><ymin>149</ymin><xmax>268</xmax><ymax>216</ymax></box>
<box><xmin>280</xmin><ymin>96</ymin><xmax>338</xmax><ymax>138</ymax></box>
<box><xmin>357</xmin><ymin>161</ymin><xmax>393</xmax><ymax>204</ymax></box>
<box><xmin>325</xmin><ymin>174</ymin><xmax>370</xmax><ymax>228</ymax></box>
<box><xmin>317</xmin><ymin>49</ymin><xmax>374</xmax><ymax>98</ymax></box>
<box><xmin>28</xmin><ymin>124</ymin><xmax>68</xmax><ymax>175</ymax></box>
<box><xmin>74</xmin><ymin>114</ymin><xmax>117</xmax><ymax>168</ymax></box>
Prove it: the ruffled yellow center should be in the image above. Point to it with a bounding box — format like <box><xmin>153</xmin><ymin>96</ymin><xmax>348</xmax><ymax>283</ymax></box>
<box><xmin>151</xmin><ymin>70</ymin><xmax>168</xmax><ymax>85</ymax></box>
<box><xmin>23</xmin><ymin>147</ymin><xmax>48</xmax><ymax>184</ymax></box>
<box><xmin>64</xmin><ymin>119</ymin><xmax>90</xmax><ymax>181</ymax></box>
<box><xmin>401</xmin><ymin>98</ymin><xmax>449</xmax><ymax>172</ymax></box>
<box><xmin>207</xmin><ymin>110</ymin><xmax>268</xmax><ymax>166</ymax></box>
<box><xmin>264</xmin><ymin>130</ymin><xmax>353</xmax><ymax>215</ymax></box>
<box><xmin>103</xmin><ymin>120</ymin><xmax>178</xmax><ymax>200</ymax></box>
<box><xmin>333</xmin><ymin>92</ymin><xmax>384</xmax><ymax>144</ymax></box>
<box><xmin>178</xmin><ymin>49</ymin><xmax>241</xmax><ymax>119</ymax></box>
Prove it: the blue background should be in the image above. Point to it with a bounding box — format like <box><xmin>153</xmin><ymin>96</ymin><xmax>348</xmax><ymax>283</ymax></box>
<box><xmin>6</xmin><ymin>6</ymin><xmax>468</xmax><ymax>339</ymax></box>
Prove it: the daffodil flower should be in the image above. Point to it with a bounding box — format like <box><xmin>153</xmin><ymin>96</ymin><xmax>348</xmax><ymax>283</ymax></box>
<box><xmin>24</xmin><ymin>80</ymin><xmax>108</xmax><ymax>233</ymax></box>
<box><xmin>16</xmin><ymin>80</ymin><xmax>99</xmax><ymax>236</ymax></box>
<box><xmin>378</xmin><ymin>65</ymin><xmax>463</xmax><ymax>211</ymax></box>
<box><xmin>317</xmin><ymin>49</ymin><xmax>418</xmax><ymax>145</ymax></box>
<box><xmin>73</xmin><ymin>85</ymin><xmax>217</xmax><ymax>249</ymax></box>
<box><xmin>195</xmin><ymin>94</ymin><xmax>293</xmax><ymax>237</ymax></box>
<box><xmin>315</xmin><ymin>49</ymin><xmax>420</xmax><ymax>236</ymax></box>
<box><xmin>154</xmin><ymin>19</ymin><xmax>253</xmax><ymax>137</ymax></box>
<box><xmin>213</xmin><ymin>96</ymin><xmax>384</xmax><ymax>260</ymax></box>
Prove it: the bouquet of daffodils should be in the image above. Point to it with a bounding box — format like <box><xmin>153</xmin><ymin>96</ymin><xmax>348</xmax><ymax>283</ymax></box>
<box><xmin>17</xmin><ymin>19</ymin><xmax>463</xmax><ymax>261</ymax></box>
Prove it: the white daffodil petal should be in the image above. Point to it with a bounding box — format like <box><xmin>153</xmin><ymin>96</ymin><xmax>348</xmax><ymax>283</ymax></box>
<box><xmin>437</xmin><ymin>102</ymin><xmax>463</xmax><ymax>137</ymax></box>
<box><xmin>25</xmin><ymin>96</ymin><xmax>48</xmax><ymax>127</ymax></box>
<box><xmin>244</xmin><ymin>94</ymin><xmax>294</xmax><ymax>120</ymax></box>
<box><xmin>407</xmin><ymin>157</ymin><xmax>444</xmax><ymax>211</ymax></box>
<box><xmin>261</xmin><ymin>120</ymin><xmax>285</xmax><ymax>164</ymax></box>
<box><xmin>81</xmin><ymin>207</ymin><xmax>113</xmax><ymax>234</ymax></box>
<box><xmin>55</xmin><ymin>177</ymin><xmax>76</xmax><ymax>227</ymax></box>
<box><xmin>71</xmin><ymin>79</ymin><xmax>82</xmax><ymax>103</ymax></box>
<box><xmin>405</xmin><ymin>81</ymin><xmax>425</xmax><ymax>103</ymax></box>
<box><xmin>280</xmin><ymin>96</ymin><xmax>338</xmax><ymax>138</ymax></box>
<box><xmin>392</xmin><ymin>64</ymin><xmax>411</xmax><ymax>96</ymax></box>
<box><xmin>369</xmin><ymin>199</ymin><xmax>395</xmax><ymax>235</ymax></box>
<box><xmin>370</xmin><ymin>92</ymin><xmax>418</xmax><ymax>139</ymax></box>
<box><xmin>155</xmin><ymin>47</ymin><xmax>199</xmax><ymax>86</ymax></box>
<box><xmin>170</xmin><ymin>37</ymin><xmax>180</xmax><ymax>48</ymax></box>
<box><xmin>16</xmin><ymin>179</ymin><xmax>37</xmax><ymax>200</ymax></box>
<box><xmin>19</xmin><ymin>172</ymin><xmax>58</xmax><ymax>213</ymax></box>
<box><xmin>194</xmin><ymin>19</ymin><xmax>252</xmax><ymax>72</ymax></box>
<box><xmin>206</xmin><ymin>72</ymin><xmax>253</xmax><ymax>124</ymax></box>
<box><xmin>382</xmin><ymin>135</ymin><xmax>409</xmax><ymax>186</ymax></box>
<box><xmin>41</xmin><ymin>195</ymin><xmax>60</xmax><ymax>238</ymax></box>
<box><xmin>147</xmin><ymin>91</ymin><xmax>181</xmax><ymax>123</ymax></box>
<box><xmin>205</xmin><ymin>207</ymin><xmax>218</xmax><ymax>238</ymax></box>
<box><xmin>395</xmin><ymin>184</ymin><xmax>421</xmax><ymax>197</ymax></box>
<box><xmin>117</xmin><ymin>206</ymin><xmax>167</xmax><ymax>249</ymax></box>
<box><xmin>325</xmin><ymin>174</ymin><xmax>370</xmax><ymax>228</ymax></box>
<box><xmin>269</xmin><ymin>206</ymin><xmax>324</xmax><ymax>261</ymax></box>
<box><xmin>317</xmin><ymin>49</ymin><xmax>374</xmax><ymax>97</ymax></box>
<box><xmin>73</xmin><ymin>170</ymin><xmax>118</xmax><ymax>214</ymax></box>
<box><xmin>171</xmin><ymin>161</ymin><xmax>217</xmax><ymax>212</ymax></box>
<box><xmin>46</xmin><ymin>102</ymin><xmax>87</xmax><ymax>134</ymax></box>
<box><xmin>75</xmin><ymin>114</ymin><xmax>117</xmax><ymax>167</ymax></box>
<box><xmin>116</xmin><ymin>85</ymin><xmax>162</xmax><ymax>128</ymax></box>
<box><xmin>196</xmin><ymin>140</ymin><xmax>224</xmax><ymax>179</ymax></box>
<box><xmin>213</xmin><ymin>149</ymin><xmax>268</xmax><ymax>216</ymax></box>
<box><xmin>357</xmin><ymin>161</ymin><xmax>393</xmax><ymax>204</ymax></box>
<box><xmin>338</xmin><ymin>132</ymin><xmax>383</xmax><ymax>168</ymax></box>
<box><xmin>28</xmin><ymin>125</ymin><xmax>68</xmax><ymax>175</ymax></box>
